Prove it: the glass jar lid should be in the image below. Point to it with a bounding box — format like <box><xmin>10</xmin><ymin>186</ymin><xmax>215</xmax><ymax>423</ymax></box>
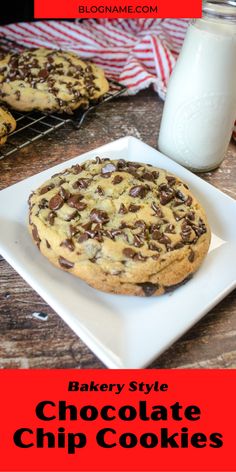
<box><xmin>203</xmin><ymin>1</ymin><xmax>236</xmax><ymax>21</ymax></box>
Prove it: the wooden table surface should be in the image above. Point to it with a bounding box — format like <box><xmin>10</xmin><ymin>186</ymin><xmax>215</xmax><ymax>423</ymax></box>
<box><xmin>0</xmin><ymin>89</ymin><xmax>236</xmax><ymax>369</ymax></box>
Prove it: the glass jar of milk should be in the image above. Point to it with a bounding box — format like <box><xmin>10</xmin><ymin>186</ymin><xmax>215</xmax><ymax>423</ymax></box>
<box><xmin>158</xmin><ymin>1</ymin><xmax>236</xmax><ymax>172</ymax></box>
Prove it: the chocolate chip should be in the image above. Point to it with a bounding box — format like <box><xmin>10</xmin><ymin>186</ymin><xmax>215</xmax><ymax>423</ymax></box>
<box><xmin>101</xmin><ymin>163</ymin><xmax>116</xmax><ymax>174</ymax></box>
<box><xmin>164</xmin><ymin>275</ymin><xmax>192</xmax><ymax>293</ymax></box>
<box><xmin>72</xmin><ymin>178</ymin><xmax>90</xmax><ymax>189</ymax></box>
<box><xmin>60</xmin><ymin>239</ymin><xmax>75</xmax><ymax>251</ymax></box>
<box><xmin>129</xmin><ymin>204</ymin><xmax>141</xmax><ymax>213</ymax></box>
<box><xmin>58</xmin><ymin>256</ymin><xmax>74</xmax><ymax>269</ymax></box>
<box><xmin>59</xmin><ymin>187</ymin><xmax>70</xmax><ymax>200</ymax></box>
<box><xmin>67</xmin><ymin>195</ymin><xmax>86</xmax><ymax>211</ymax></box>
<box><xmin>71</xmin><ymin>164</ymin><xmax>83</xmax><ymax>174</ymax></box>
<box><xmin>78</xmin><ymin>233</ymin><xmax>89</xmax><ymax>243</ymax></box>
<box><xmin>103</xmin><ymin>230</ymin><xmax>114</xmax><ymax>240</ymax></box>
<box><xmin>90</xmin><ymin>209</ymin><xmax>109</xmax><ymax>224</ymax></box>
<box><xmin>151</xmin><ymin>202</ymin><xmax>163</xmax><ymax>217</ymax></box>
<box><xmin>49</xmin><ymin>194</ymin><xmax>64</xmax><ymax>211</ymax></box>
<box><xmin>96</xmin><ymin>186</ymin><xmax>105</xmax><ymax>196</ymax></box>
<box><xmin>173</xmin><ymin>242</ymin><xmax>185</xmax><ymax>250</ymax></box>
<box><xmin>173</xmin><ymin>198</ymin><xmax>185</xmax><ymax>207</ymax></box>
<box><xmin>175</xmin><ymin>190</ymin><xmax>187</xmax><ymax>202</ymax></box>
<box><xmin>186</xmin><ymin>211</ymin><xmax>195</xmax><ymax>221</ymax></box>
<box><xmin>117</xmin><ymin>159</ymin><xmax>126</xmax><ymax>169</ymax></box>
<box><xmin>166</xmin><ymin>175</ymin><xmax>176</xmax><ymax>185</ymax></box>
<box><xmin>199</xmin><ymin>219</ymin><xmax>207</xmax><ymax>233</ymax></box>
<box><xmin>165</xmin><ymin>224</ymin><xmax>175</xmax><ymax>233</ymax></box>
<box><xmin>134</xmin><ymin>253</ymin><xmax>147</xmax><ymax>262</ymax></box>
<box><xmin>148</xmin><ymin>242</ymin><xmax>161</xmax><ymax>252</ymax></box>
<box><xmin>158</xmin><ymin>234</ymin><xmax>171</xmax><ymax>245</ymax></box>
<box><xmin>123</xmin><ymin>248</ymin><xmax>136</xmax><ymax>259</ymax></box>
<box><xmin>69</xmin><ymin>225</ymin><xmax>79</xmax><ymax>237</ymax></box>
<box><xmin>186</xmin><ymin>195</ymin><xmax>193</xmax><ymax>206</ymax></box>
<box><xmin>127</xmin><ymin>167</ymin><xmax>141</xmax><ymax>180</ymax></box>
<box><xmin>111</xmin><ymin>229</ymin><xmax>122</xmax><ymax>237</ymax></box>
<box><xmin>105</xmin><ymin>229</ymin><xmax>122</xmax><ymax>239</ymax></box>
<box><xmin>85</xmin><ymin>229</ymin><xmax>97</xmax><ymax>238</ymax></box>
<box><xmin>173</xmin><ymin>211</ymin><xmax>184</xmax><ymax>221</ymax></box>
<box><xmin>152</xmin><ymin>171</ymin><xmax>159</xmax><ymax>179</ymax></box>
<box><xmin>52</xmin><ymin>171</ymin><xmax>64</xmax><ymax>178</ymax></box>
<box><xmin>64</xmin><ymin>210</ymin><xmax>78</xmax><ymax>221</ymax></box>
<box><xmin>151</xmin><ymin>229</ymin><xmax>160</xmax><ymax>240</ymax></box>
<box><xmin>32</xmin><ymin>225</ymin><xmax>41</xmax><ymax>244</ymax></box>
<box><xmin>38</xmin><ymin>198</ymin><xmax>48</xmax><ymax>209</ymax></box>
<box><xmin>47</xmin><ymin>212</ymin><xmax>56</xmax><ymax>225</ymax></box>
<box><xmin>120</xmin><ymin>222</ymin><xmax>131</xmax><ymax>229</ymax></box>
<box><xmin>82</xmin><ymin>222</ymin><xmax>92</xmax><ymax>231</ymax></box>
<box><xmin>112</xmin><ymin>175</ymin><xmax>123</xmax><ymax>184</ymax></box>
<box><xmin>39</xmin><ymin>184</ymin><xmax>55</xmax><ymax>195</ymax></box>
<box><xmin>192</xmin><ymin>224</ymin><xmax>206</xmax><ymax>237</ymax></box>
<box><xmin>94</xmin><ymin>233</ymin><xmax>104</xmax><ymax>243</ymax></box>
<box><xmin>181</xmin><ymin>232</ymin><xmax>191</xmax><ymax>242</ymax></box>
<box><xmin>129</xmin><ymin>185</ymin><xmax>149</xmax><ymax>198</ymax></box>
<box><xmin>134</xmin><ymin>220</ymin><xmax>146</xmax><ymax>230</ymax></box>
<box><xmin>138</xmin><ymin>282</ymin><xmax>159</xmax><ymax>297</ymax></box>
<box><xmin>133</xmin><ymin>235</ymin><xmax>143</xmax><ymax>247</ymax></box>
<box><xmin>181</xmin><ymin>222</ymin><xmax>192</xmax><ymax>241</ymax></box>
<box><xmin>182</xmin><ymin>221</ymin><xmax>191</xmax><ymax>230</ymax></box>
<box><xmin>118</xmin><ymin>203</ymin><xmax>128</xmax><ymax>214</ymax></box>
<box><xmin>89</xmin><ymin>257</ymin><xmax>97</xmax><ymax>263</ymax></box>
<box><xmin>46</xmin><ymin>240</ymin><xmax>51</xmax><ymax>249</ymax></box>
<box><xmin>159</xmin><ymin>187</ymin><xmax>175</xmax><ymax>205</ymax></box>
<box><xmin>129</xmin><ymin>161</ymin><xmax>142</xmax><ymax>168</ymax></box>
<box><xmin>142</xmin><ymin>172</ymin><xmax>154</xmax><ymax>181</ymax></box>
<box><xmin>38</xmin><ymin>69</ymin><xmax>49</xmax><ymax>79</ymax></box>
<box><xmin>188</xmin><ymin>249</ymin><xmax>195</xmax><ymax>263</ymax></box>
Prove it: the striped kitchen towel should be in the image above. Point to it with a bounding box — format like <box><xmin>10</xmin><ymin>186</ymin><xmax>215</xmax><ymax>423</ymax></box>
<box><xmin>0</xmin><ymin>18</ymin><xmax>235</xmax><ymax>141</ymax></box>
<box><xmin>0</xmin><ymin>18</ymin><xmax>188</xmax><ymax>99</ymax></box>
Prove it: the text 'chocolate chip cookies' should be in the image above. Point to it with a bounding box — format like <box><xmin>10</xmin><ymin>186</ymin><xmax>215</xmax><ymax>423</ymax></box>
<box><xmin>28</xmin><ymin>157</ymin><xmax>211</xmax><ymax>296</ymax></box>
<box><xmin>0</xmin><ymin>48</ymin><xmax>109</xmax><ymax>114</ymax></box>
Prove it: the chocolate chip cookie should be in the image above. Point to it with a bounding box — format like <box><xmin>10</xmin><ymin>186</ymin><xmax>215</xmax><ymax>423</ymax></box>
<box><xmin>0</xmin><ymin>48</ymin><xmax>109</xmax><ymax>114</ymax></box>
<box><xmin>0</xmin><ymin>105</ymin><xmax>16</xmax><ymax>146</ymax></box>
<box><xmin>28</xmin><ymin>157</ymin><xmax>211</xmax><ymax>296</ymax></box>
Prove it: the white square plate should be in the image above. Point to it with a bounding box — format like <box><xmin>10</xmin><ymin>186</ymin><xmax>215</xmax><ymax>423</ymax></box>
<box><xmin>0</xmin><ymin>136</ymin><xmax>236</xmax><ymax>368</ymax></box>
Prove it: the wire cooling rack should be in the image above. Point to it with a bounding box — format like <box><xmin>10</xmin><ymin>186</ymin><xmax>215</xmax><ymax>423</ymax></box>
<box><xmin>0</xmin><ymin>80</ymin><xmax>127</xmax><ymax>160</ymax></box>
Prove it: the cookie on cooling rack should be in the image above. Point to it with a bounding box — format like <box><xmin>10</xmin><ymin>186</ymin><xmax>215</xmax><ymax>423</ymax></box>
<box><xmin>0</xmin><ymin>105</ymin><xmax>16</xmax><ymax>146</ymax></box>
<box><xmin>28</xmin><ymin>157</ymin><xmax>211</xmax><ymax>296</ymax></box>
<box><xmin>0</xmin><ymin>48</ymin><xmax>109</xmax><ymax>114</ymax></box>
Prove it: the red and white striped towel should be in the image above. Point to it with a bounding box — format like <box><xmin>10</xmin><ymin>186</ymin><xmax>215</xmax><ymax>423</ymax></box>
<box><xmin>0</xmin><ymin>18</ymin><xmax>235</xmax><ymax>140</ymax></box>
<box><xmin>0</xmin><ymin>18</ymin><xmax>188</xmax><ymax>99</ymax></box>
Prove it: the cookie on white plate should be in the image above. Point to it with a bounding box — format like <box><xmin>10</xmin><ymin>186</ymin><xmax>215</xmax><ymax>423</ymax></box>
<box><xmin>28</xmin><ymin>157</ymin><xmax>211</xmax><ymax>296</ymax></box>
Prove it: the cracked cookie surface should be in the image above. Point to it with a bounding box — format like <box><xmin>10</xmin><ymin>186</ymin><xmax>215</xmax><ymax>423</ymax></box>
<box><xmin>0</xmin><ymin>48</ymin><xmax>109</xmax><ymax>113</ymax></box>
<box><xmin>28</xmin><ymin>157</ymin><xmax>211</xmax><ymax>296</ymax></box>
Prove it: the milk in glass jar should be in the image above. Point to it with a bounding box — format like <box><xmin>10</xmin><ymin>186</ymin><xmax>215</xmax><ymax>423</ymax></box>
<box><xmin>158</xmin><ymin>1</ymin><xmax>236</xmax><ymax>172</ymax></box>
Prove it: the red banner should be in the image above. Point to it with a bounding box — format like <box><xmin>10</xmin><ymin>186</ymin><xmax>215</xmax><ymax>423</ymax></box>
<box><xmin>0</xmin><ymin>370</ymin><xmax>235</xmax><ymax>471</ymax></box>
<box><xmin>34</xmin><ymin>0</ymin><xmax>202</xmax><ymax>19</ymax></box>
